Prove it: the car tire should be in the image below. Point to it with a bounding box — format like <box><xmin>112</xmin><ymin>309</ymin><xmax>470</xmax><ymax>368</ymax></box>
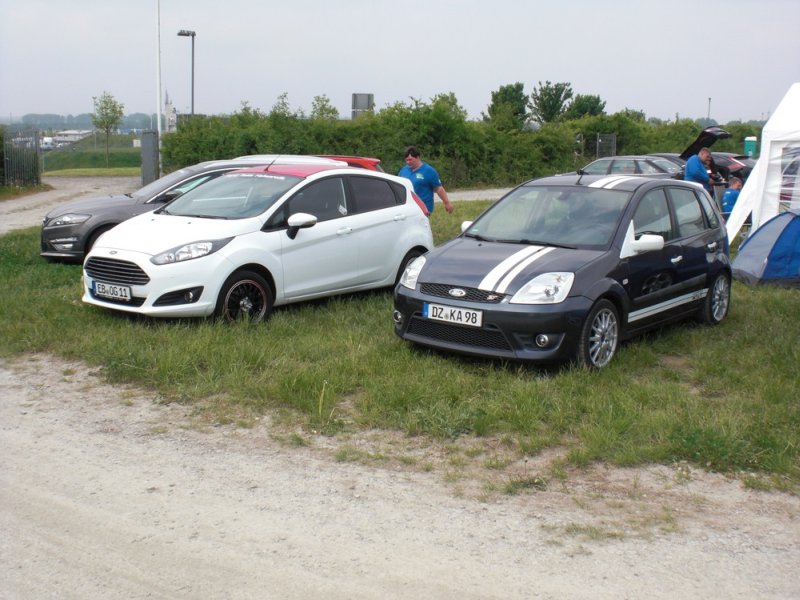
<box><xmin>575</xmin><ymin>299</ymin><xmax>619</xmax><ymax>369</ymax></box>
<box><xmin>698</xmin><ymin>272</ymin><xmax>730</xmax><ymax>325</ymax></box>
<box><xmin>395</xmin><ymin>249</ymin><xmax>424</xmax><ymax>286</ymax></box>
<box><xmin>215</xmin><ymin>270</ymin><xmax>273</xmax><ymax>323</ymax></box>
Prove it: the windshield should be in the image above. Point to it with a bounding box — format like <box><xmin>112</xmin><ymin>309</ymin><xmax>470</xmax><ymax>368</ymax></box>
<box><xmin>465</xmin><ymin>184</ymin><xmax>631</xmax><ymax>247</ymax></box>
<box><xmin>132</xmin><ymin>166</ymin><xmax>200</xmax><ymax>200</ymax></box>
<box><xmin>160</xmin><ymin>173</ymin><xmax>302</xmax><ymax>219</ymax></box>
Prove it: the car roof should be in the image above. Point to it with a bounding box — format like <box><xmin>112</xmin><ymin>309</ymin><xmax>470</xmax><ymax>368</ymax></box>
<box><xmin>231</xmin><ymin>154</ymin><xmax>347</xmax><ymax>166</ymax></box>
<box><xmin>227</xmin><ymin>164</ymin><xmax>356</xmax><ymax>178</ymax></box>
<box><xmin>534</xmin><ymin>173</ymin><xmax>696</xmax><ymax>193</ymax></box>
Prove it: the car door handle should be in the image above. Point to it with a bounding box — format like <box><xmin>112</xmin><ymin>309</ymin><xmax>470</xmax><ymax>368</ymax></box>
<box><xmin>706</xmin><ymin>241</ymin><xmax>718</xmax><ymax>251</ymax></box>
<box><xmin>393</xmin><ymin>214</ymin><xmax>407</xmax><ymax>222</ymax></box>
<box><xmin>336</xmin><ymin>227</ymin><xmax>353</xmax><ymax>235</ymax></box>
<box><xmin>670</xmin><ymin>255</ymin><xmax>683</xmax><ymax>264</ymax></box>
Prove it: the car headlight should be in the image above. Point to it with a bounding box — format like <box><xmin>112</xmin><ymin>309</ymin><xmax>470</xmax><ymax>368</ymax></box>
<box><xmin>509</xmin><ymin>272</ymin><xmax>574</xmax><ymax>304</ymax></box>
<box><xmin>399</xmin><ymin>256</ymin><xmax>426</xmax><ymax>289</ymax></box>
<box><xmin>48</xmin><ymin>213</ymin><xmax>91</xmax><ymax>227</ymax></box>
<box><xmin>151</xmin><ymin>237</ymin><xmax>233</xmax><ymax>265</ymax></box>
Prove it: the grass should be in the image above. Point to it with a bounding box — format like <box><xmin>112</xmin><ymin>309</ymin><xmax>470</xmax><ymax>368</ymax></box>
<box><xmin>1</xmin><ymin>199</ymin><xmax>799</xmax><ymax>489</ymax></box>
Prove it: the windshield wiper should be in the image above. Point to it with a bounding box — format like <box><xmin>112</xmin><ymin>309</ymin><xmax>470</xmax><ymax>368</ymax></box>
<box><xmin>179</xmin><ymin>213</ymin><xmax>229</xmax><ymax>219</ymax></box>
<box><xmin>463</xmin><ymin>232</ymin><xmax>496</xmax><ymax>242</ymax></box>
<box><xmin>518</xmin><ymin>239</ymin><xmax>577</xmax><ymax>249</ymax></box>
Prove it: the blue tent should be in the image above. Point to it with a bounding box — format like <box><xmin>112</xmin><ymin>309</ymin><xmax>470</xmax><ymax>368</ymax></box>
<box><xmin>732</xmin><ymin>209</ymin><xmax>800</xmax><ymax>286</ymax></box>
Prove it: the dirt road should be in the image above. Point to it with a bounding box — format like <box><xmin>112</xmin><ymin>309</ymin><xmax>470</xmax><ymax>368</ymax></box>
<box><xmin>1</xmin><ymin>179</ymin><xmax>798</xmax><ymax>599</ymax></box>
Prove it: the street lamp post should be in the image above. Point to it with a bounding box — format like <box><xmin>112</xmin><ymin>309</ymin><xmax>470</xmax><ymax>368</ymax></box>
<box><xmin>177</xmin><ymin>29</ymin><xmax>196</xmax><ymax>115</ymax></box>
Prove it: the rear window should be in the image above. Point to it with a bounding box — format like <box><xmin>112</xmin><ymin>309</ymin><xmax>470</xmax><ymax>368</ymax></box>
<box><xmin>349</xmin><ymin>176</ymin><xmax>402</xmax><ymax>213</ymax></box>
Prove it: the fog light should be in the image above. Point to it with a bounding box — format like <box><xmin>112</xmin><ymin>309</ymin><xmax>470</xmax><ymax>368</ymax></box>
<box><xmin>392</xmin><ymin>310</ymin><xmax>404</xmax><ymax>325</ymax></box>
<box><xmin>535</xmin><ymin>334</ymin><xmax>550</xmax><ymax>348</ymax></box>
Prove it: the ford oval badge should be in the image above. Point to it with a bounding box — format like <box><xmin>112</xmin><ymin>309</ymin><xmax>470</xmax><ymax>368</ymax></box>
<box><xmin>448</xmin><ymin>288</ymin><xmax>467</xmax><ymax>298</ymax></box>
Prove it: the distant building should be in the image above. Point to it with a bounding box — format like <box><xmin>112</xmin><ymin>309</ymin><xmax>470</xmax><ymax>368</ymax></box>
<box><xmin>53</xmin><ymin>130</ymin><xmax>92</xmax><ymax>144</ymax></box>
<box><xmin>165</xmin><ymin>92</ymin><xmax>178</xmax><ymax>133</ymax></box>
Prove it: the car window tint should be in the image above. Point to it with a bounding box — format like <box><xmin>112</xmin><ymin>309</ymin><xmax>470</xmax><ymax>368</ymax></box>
<box><xmin>288</xmin><ymin>177</ymin><xmax>347</xmax><ymax>222</ymax></box>
<box><xmin>583</xmin><ymin>159</ymin><xmax>610</xmax><ymax>175</ymax></box>
<box><xmin>637</xmin><ymin>160</ymin><xmax>661</xmax><ymax>174</ymax></box>
<box><xmin>610</xmin><ymin>160</ymin><xmax>635</xmax><ymax>174</ymax></box>
<box><xmin>696</xmin><ymin>191</ymin><xmax>720</xmax><ymax>228</ymax></box>
<box><xmin>633</xmin><ymin>189</ymin><xmax>673</xmax><ymax>240</ymax></box>
<box><xmin>349</xmin><ymin>176</ymin><xmax>399</xmax><ymax>213</ymax></box>
<box><xmin>670</xmin><ymin>188</ymin><xmax>706</xmax><ymax>237</ymax></box>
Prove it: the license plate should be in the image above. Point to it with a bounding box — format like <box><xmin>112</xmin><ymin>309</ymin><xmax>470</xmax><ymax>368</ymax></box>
<box><xmin>423</xmin><ymin>302</ymin><xmax>483</xmax><ymax>327</ymax></box>
<box><xmin>94</xmin><ymin>281</ymin><xmax>132</xmax><ymax>301</ymax></box>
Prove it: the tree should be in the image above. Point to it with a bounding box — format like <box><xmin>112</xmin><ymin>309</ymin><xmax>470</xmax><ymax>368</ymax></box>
<box><xmin>562</xmin><ymin>94</ymin><xmax>606</xmax><ymax>121</ymax></box>
<box><xmin>528</xmin><ymin>81</ymin><xmax>573</xmax><ymax>125</ymax></box>
<box><xmin>310</xmin><ymin>94</ymin><xmax>340</xmax><ymax>120</ymax></box>
<box><xmin>91</xmin><ymin>92</ymin><xmax>124</xmax><ymax>167</ymax></box>
<box><xmin>483</xmin><ymin>82</ymin><xmax>528</xmax><ymax>130</ymax></box>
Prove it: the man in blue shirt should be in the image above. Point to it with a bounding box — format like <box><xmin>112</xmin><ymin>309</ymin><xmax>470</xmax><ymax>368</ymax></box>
<box><xmin>684</xmin><ymin>147</ymin><xmax>712</xmax><ymax>192</ymax></box>
<box><xmin>721</xmin><ymin>176</ymin><xmax>743</xmax><ymax>216</ymax></box>
<box><xmin>398</xmin><ymin>146</ymin><xmax>454</xmax><ymax>214</ymax></box>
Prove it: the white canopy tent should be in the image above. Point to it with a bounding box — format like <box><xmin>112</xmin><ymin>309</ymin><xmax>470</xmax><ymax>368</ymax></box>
<box><xmin>726</xmin><ymin>82</ymin><xmax>800</xmax><ymax>241</ymax></box>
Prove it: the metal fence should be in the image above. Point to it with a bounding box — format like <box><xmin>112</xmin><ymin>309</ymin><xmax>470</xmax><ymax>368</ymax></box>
<box><xmin>2</xmin><ymin>128</ymin><xmax>42</xmax><ymax>186</ymax></box>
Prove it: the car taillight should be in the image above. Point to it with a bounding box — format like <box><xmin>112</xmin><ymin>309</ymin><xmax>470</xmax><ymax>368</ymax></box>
<box><xmin>411</xmin><ymin>191</ymin><xmax>430</xmax><ymax>217</ymax></box>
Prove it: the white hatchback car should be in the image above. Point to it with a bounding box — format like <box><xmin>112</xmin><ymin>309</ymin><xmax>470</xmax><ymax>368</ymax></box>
<box><xmin>82</xmin><ymin>164</ymin><xmax>433</xmax><ymax>322</ymax></box>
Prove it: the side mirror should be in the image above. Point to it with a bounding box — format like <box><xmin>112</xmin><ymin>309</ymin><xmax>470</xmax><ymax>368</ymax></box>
<box><xmin>286</xmin><ymin>212</ymin><xmax>317</xmax><ymax>240</ymax></box>
<box><xmin>460</xmin><ymin>221</ymin><xmax>473</xmax><ymax>234</ymax></box>
<box><xmin>160</xmin><ymin>189</ymin><xmax>183</xmax><ymax>203</ymax></box>
<box><xmin>630</xmin><ymin>233</ymin><xmax>664</xmax><ymax>254</ymax></box>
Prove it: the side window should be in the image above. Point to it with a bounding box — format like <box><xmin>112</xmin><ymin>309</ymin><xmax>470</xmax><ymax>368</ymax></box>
<box><xmin>583</xmin><ymin>159</ymin><xmax>610</xmax><ymax>175</ymax></box>
<box><xmin>349</xmin><ymin>176</ymin><xmax>399</xmax><ymax>213</ymax></box>
<box><xmin>669</xmin><ymin>188</ymin><xmax>706</xmax><ymax>237</ymax></box>
<box><xmin>288</xmin><ymin>177</ymin><xmax>347</xmax><ymax>222</ymax></box>
<box><xmin>610</xmin><ymin>159</ymin><xmax>635</xmax><ymax>174</ymax></box>
<box><xmin>637</xmin><ymin>160</ymin><xmax>661</xmax><ymax>174</ymax></box>
<box><xmin>696</xmin><ymin>191</ymin><xmax>720</xmax><ymax>228</ymax></box>
<box><xmin>633</xmin><ymin>189</ymin><xmax>673</xmax><ymax>240</ymax></box>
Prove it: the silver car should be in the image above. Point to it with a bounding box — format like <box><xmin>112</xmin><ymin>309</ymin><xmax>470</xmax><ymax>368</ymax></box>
<box><xmin>40</xmin><ymin>155</ymin><xmax>347</xmax><ymax>262</ymax></box>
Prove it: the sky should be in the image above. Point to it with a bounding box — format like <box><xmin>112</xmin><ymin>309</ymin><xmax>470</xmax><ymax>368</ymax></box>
<box><xmin>1</xmin><ymin>0</ymin><xmax>799</xmax><ymax>125</ymax></box>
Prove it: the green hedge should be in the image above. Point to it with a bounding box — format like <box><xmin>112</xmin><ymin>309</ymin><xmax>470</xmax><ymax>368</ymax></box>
<box><xmin>161</xmin><ymin>100</ymin><xmax>760</xmax><ymax>187</ymax></box>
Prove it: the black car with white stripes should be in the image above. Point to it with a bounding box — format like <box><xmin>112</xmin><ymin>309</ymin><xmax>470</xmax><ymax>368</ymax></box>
<box><xmin>393</xmin><ymin>174</ymin><xmax>731</xmax><ymax>368</ymax></box>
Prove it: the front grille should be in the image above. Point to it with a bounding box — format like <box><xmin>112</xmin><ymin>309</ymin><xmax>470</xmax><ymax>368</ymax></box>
<box><xmin>85</xmin><ymin>257</ymin><xmax>150</xmax><ymax>285</ymax></box>
<box><xmin>420</xmin><ymin>283</ymin><xmax>506</xmax><ymax>304</ymax></box>
<box><xmin>407</xmin><ymin>317</ymin><xmax>511</xmax><ymax>351</ymax></box>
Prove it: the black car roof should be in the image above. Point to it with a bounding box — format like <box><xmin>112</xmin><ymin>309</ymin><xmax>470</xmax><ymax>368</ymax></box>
<box><xmin>528</xmin><ymin>173</ymin><xmax>693</xmax><ymax>193</ymax></box>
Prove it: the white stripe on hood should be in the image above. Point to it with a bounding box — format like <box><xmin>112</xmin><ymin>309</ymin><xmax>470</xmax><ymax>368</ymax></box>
<box><xmin>479</xmin><ymin>245</ymin><xmax>546</xmax><ymax>292</ymax></box>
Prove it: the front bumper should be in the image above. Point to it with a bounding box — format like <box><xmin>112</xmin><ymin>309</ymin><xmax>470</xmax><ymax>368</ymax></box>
<box><xmin>393</xmin><ymin>284</ymin><xmax>593</xmax><ymax>363</ymax></box>
<box><xmin>40</xmin><ymin>225</ymin><xmax>86</xmax><ymax>261</ymax></box>
<box><xmin>81</xmin><ymin>248</ymin><xmax>227</xmax><ymax>318</ymax></box>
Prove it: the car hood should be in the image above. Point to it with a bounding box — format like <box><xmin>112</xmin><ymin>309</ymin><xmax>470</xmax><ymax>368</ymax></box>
<box><xmin>44</xmin><ymin>194</ymin><xmax>137</xmax><ymax>218</ymax></box>
<box><xmin>419</xmin><ymin>237</ymin><xmax>605</xmax><ymax>296</ymax></box>
<box><xmin>679</xmin><ymin>126</ymin><xmax>731</xmax><ymax>160</ymax></box>
<box><xmin>91</xmin><ymin>211</ymin><xmax>259</xmax><ymax>255</ymax></box>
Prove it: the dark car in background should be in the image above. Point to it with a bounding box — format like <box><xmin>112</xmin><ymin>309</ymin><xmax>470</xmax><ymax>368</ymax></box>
<box><xmin>649</xmin><ymin>126</ymin><xmax>754</xmax><ymax>182</ymax></box>
<box><xmin>577</xmin><ymin>155</ymin><xmax>681</xmax><ymax>178</ymax></box>
<box><xmin>40</xmin><ymin>155</ymin><xmax>351</xmax><ymax>262</ymax></box>
<box><xmin>393</xmin><ymin>174</ymin><xmax>731</xmax><ymax>369</ymax></box>
<box><xmin>709</xmin><ymin>152</ymin><xmax>755</xmax><ymax>182</ymax></box>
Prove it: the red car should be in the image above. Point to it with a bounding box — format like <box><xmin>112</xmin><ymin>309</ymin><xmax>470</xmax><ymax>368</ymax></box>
<box><xmin>318</xmin><ymin>155</ymin><xmax>384</xmax><ymax>172</ymax></box>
